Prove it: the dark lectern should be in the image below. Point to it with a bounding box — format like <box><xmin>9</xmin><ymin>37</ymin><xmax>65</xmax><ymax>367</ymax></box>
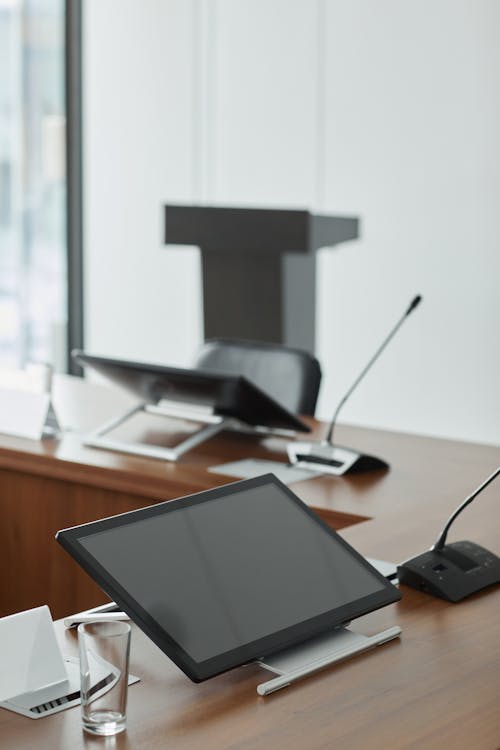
<box><xmin>164</xmin><ymin>205</ymin><xmax>358</xmax><ymax>353</ymax></box>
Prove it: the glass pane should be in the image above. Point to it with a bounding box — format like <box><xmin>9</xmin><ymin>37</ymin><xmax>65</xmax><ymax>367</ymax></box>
<box><xmin>0</xmin><ymin>0</ymin><xmax>66</xmax><ymax>370</ymax></box>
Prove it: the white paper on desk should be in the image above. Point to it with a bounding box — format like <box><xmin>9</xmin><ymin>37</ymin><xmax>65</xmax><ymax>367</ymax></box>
<box><xmin>0</xmin><ymin>387</ymin><xmax>51</xmax><ymax>440</ymax></box>
<box><xmin>209</xmin><ymin>458</ymin><xmax>321</xmax><ymax>485</ymax></box>
<box><xmin>0</xmin><ymin>606</ymin><xmax>68</xmax><ymax>702</ymax></box>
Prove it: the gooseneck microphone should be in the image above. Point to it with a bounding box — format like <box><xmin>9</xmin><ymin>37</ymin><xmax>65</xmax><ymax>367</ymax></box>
<box><xmin>325</xmin><ymin>295</ymin><xmax>422</xmax><ymax>447</ymax></box>
<box><xmin>398</xmin><ymin>467</ymin><xmax>500</xmax><ymax>602</ymax></box>
<box><xmin>287</xmin><ymin>295</ymin><xmax>422</xmax><ymax>476</ymax></box>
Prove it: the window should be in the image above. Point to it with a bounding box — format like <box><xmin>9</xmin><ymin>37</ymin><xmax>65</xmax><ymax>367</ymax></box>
<box><xmin>0</xmin><ymin>0</ymin><xmax>66</xmax><ymax>370</ymax></box>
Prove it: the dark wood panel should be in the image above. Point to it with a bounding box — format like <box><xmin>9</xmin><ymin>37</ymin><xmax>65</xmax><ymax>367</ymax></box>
<box><xmin>0</xmin><ymin>470</ymin><xmax>162</xmax><ymax>619</ymax></box>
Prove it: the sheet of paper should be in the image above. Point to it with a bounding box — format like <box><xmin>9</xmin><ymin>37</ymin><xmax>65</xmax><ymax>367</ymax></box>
<box><xmin>208</xmin><ymin>458</ymin><xmax>321</xmax><ymax>485</ymax></box>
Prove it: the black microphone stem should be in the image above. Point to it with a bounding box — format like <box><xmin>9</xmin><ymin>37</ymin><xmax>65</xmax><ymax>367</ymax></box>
<box><xmin>432</xmin><ymin>466</ymin><xmax>500</xmax><ymax>551</ymax></box>
<box><xmin>326</xmin><ymin>296</ymin><xmax>421</xmax><ymax>446</ymax></box>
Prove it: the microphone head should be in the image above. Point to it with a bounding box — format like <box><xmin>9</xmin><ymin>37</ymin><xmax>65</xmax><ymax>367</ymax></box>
<box><xmin>406</xmin><ymin>294</ymin><xmax>422</xmax><ymax>316</ymax></box>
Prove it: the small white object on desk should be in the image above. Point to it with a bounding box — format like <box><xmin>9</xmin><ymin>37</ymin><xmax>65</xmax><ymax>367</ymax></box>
<box><xmin>208</xmin><ymin>458</ymin><xmax>321</xmax><ymax>485</ymax></box>
<box><xmin>0</xmin><ymin>605</ymin><xmax>67</xmax><ymax>704</ymax></box>
<box><xmin>365</xmin><ymin>557</ymin><xmax>398</xmax><ymax>580</ymax></box>
<box><xmin>64</xmin><ymin>612</ymin><xmax>130</xmax><ymax>629</ymax></box>
<box><xmin>0</xmin><ymin>605</ymin><xmax>138</xmax><ymax>719</ymax></box>
<box><xmin>0</xmin><ymin>363</ymin><xmax>60</xmax><ymax>440</ymax></box>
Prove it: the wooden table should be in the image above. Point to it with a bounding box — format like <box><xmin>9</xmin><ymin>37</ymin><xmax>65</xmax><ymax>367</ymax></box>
<box><xmin>0</xmin><ymin>375</ymin><xmax>499</xmax><ymax>748</ymax></box>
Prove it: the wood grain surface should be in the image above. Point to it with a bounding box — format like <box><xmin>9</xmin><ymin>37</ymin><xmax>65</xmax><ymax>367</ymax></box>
<box><xmin>0</xmin><ymin>375</ymin><xmax>498</xmax><ymax>749</ymax></box>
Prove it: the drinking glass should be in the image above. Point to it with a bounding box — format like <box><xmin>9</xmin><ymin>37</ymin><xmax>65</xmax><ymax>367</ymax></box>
<box><xmin>78</xmin><ymin>620</ymin><xmax>131</xmax><ymax>736</ymax></box>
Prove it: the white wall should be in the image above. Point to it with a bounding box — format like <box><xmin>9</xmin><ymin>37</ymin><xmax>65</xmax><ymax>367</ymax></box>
<box><xmin>84</xmin><ymin>0</ymin><xmax>500</xmax><ymax>446</ymax></box>
<box><xmin>83</xmin><ymin>0</ymin><xmax>203</xmax><ymax>367</ymax></box>
<box><xmin>317</xmin><ymin>0</ymin><xmax>500</xmax><ymax>445</ymax></box>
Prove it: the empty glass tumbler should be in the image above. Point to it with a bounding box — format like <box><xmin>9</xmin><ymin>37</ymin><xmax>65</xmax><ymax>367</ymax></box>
<box><xmin>78</xmin><ymin>620</ymin><xmax>131</xmax><ymax>736</ymax></box>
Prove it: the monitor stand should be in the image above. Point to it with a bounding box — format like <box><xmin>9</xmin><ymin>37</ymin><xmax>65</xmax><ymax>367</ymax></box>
<box><xmin>83</xmin><ymin>402</ymin><xmax>235</xmax><ymax>461</ymax></box>
<box><xmin>256</xmin><ymin>624</ymin><xmax>401</xmax><ymax>695</ymax></box>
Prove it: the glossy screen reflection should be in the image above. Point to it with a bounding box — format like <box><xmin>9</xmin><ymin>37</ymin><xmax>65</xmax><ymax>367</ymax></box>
<box><xmin>80</xmin><ymin>484</ymin><xmax>386</xmax><ymax>663</ymax></box>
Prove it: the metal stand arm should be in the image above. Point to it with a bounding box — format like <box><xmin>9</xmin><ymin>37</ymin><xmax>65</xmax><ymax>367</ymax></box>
<box><xmin>256</xmin><ymin>624</ymin><xmax>401</xmax><ymax>695</ymax></box>
<box><xmin>83</xmin><ymin>402</ymin><xmax>232</xmax><ymax>461</ymax></box>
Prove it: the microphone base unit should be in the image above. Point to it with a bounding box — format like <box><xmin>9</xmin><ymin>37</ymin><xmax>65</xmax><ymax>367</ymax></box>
<box><xmin>287</xmin><ymin>441</ymin><xmax>389</xmax><ymax>476</ymax></box>
<box><xmin>397</xmin><ymin>541</ymin><xmax>500</xmax><ymax>602</ymax></box>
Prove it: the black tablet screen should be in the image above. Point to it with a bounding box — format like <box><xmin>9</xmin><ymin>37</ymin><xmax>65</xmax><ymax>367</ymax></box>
<box><xmin>79</xmin><ymin>482</ymin><xmax>386</xmax><ymax>663</ymax></box>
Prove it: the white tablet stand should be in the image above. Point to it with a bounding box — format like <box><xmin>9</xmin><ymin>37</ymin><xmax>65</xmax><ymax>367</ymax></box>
<box><xmin>84</xmin><ymin>401</ymin><xmax>234</xmax><ymax>461</ymax></box>
<box><xmin>256</xmin><ymin>624</ymin><xmax>401</xmax><ymax>695</ymax></box>
<box><xmin>0</xmin><ymin>605</ymin><xmax>137</xmax><ymax>719</ymax></box>
<box><xmin>84</xmin><ymin>402</ymin><xmax>296</xmax><ymax>462</ymax></box>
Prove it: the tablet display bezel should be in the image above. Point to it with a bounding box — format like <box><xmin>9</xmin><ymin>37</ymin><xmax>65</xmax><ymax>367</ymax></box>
<box><xmin>56</xmin><ymin>474</ymin><xmax>401</xmax><ymax>682</ymax></box>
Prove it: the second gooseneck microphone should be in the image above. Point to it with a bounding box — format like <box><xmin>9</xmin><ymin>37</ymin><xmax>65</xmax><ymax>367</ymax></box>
<box><xmin>287</xmin><ymin>294</ymin><xmax>422</xmax><ymax>475</ymax></box>
<box><xmin>325</xmin><ymin>295</ymin><xmax>422</xmax><ymax>446</ymax></box>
